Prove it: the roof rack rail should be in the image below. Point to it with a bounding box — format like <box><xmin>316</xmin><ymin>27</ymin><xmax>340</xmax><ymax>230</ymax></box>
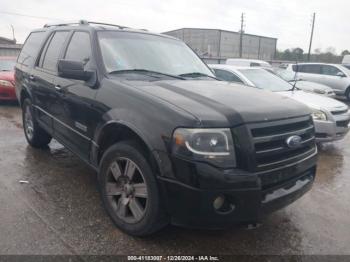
<box><xmin>43</xmin><ymin>20</ymin><xmax>129</xmax><ymax>29</ymax></box>
<box><xmin>43</xmin><ymin>20</ymin><xmax>89</xmax><ymax>28</ymax></box>
<box><xmin>86</xmin><ymin>21</ymin><xmax>129</xmax><ymax>29</ymax></box>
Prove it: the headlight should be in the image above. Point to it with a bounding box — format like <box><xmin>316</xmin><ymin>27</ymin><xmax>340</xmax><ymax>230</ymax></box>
<box><xmin>172</xmin><ymin>128</ymin><xmax>236</xmax><ymax>168</ymax></box>
<box><xmin>312</xmin><ymin>109</ymin><xmax>327</xmax><ymax>121</ymax></box>
<box><xmin>313</xmin><ymin>88</ymin><xmax>326</xmax><ymax>94</ymax></box>
<box><xmin>0</xmin><ymin>80</ymin><xmax>14</xmax><ymax>88</ymax></box>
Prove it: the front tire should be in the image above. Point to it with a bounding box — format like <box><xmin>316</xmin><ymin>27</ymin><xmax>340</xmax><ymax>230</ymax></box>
<box><xmin>345</xmin><ymin>87</ymin><xmax>350</xmax><ymax>101</ymax></box>
<box><xmin>99</xmin><ymin>141</ymin><xmax>168</xmax><ymax>236</ymax></box>
<box><xmin>22</xmin><ymin>98</ymin><xmax>52</xmax><ymax>148</ymax></box>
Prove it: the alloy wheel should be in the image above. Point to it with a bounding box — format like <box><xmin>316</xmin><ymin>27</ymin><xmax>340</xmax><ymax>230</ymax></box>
<box><xmin>24</xmin><ymin>105</ymin><xmax>34</xmax><ymax>140</ymax></box>
<box><xmin>105</xmin><ymin>157</ymin><xmax>148</xmax><ymax>224</ymax></box>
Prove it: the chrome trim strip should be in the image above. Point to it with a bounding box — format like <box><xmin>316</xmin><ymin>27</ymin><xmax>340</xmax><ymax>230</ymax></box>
<box><xmin>257</xmin><ymin>147</ymin><xmax>317</xmax><ymax>169</ymax></box>
<box><xmin>253</xmin><ymin>125</ymin><xmax>314</xmax><ymax>141</ymax></box>
<box><xmin>34</xmin><ymin>105</ymin><xmax>99</xmax><ymax>147</ymax></box>
<box><xmin>255</xmin><ymin>147</ymin><xmax>318</xmax><ymax>175</ymax></box>
<box><xmin>256</xmin><ymin>147</ymin><xmax>284</xmax><ymax>154</ymax></box>
<box><xmin>256</xmin><ymin>136</ymin><xmax>315</xmax><ymax>155</ymax></box>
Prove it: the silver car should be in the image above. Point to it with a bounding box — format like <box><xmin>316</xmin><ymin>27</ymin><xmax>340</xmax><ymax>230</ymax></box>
<box><xmin>285</xmin><ymin>63</ymin><xmax>350</xmax><ymax>100</ymax></box>
<box><xmin>210</xmin><ymin>64</ymin><xmax>350</xmax><ymax>142</ymax></box>
<box><xmin>273</xmin><ymin>68</ymin><xmax>335</xmax><ymax>97</ymax></box>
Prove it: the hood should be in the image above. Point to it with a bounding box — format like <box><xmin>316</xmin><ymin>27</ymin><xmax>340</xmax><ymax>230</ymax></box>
<box><xmin>0</xmin><ymin>71</ymin><xmax>15</xmax><ymax>82</ymax></box>
<box><xmin>123</xmin><ymin>79</ymin><xmax>311</xmax><ymax>127</ymax></box>
<box><xmin>296</xmin><ymin>81</ymin><xmax>333</xmax><ymax>92</ymax></box>
<box><xmin>278</xmin><ymin>90</ymin><xmax>347</xmax><ymax>112</ymax></box>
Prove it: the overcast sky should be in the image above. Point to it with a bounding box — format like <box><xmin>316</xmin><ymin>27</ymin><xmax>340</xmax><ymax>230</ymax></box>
<box><xmin>0</xmin><ymin>0</ymin><xmax>348</xmax><ymax>54</ymax></box>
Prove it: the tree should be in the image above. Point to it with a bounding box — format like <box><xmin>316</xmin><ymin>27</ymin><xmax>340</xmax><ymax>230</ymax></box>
<box><xmin>341</xmin><ymin>50</ymin><xmax>350</xmax><ymax>56</ymax></box>
<box><xmin>292</xmin><ymin>47</ymin><xmax>304</xmax><ymax>60</ymax></box>
<box><xmin>325</xmin><ymin>46</ymin><xmax>336</xmax><ymax>55</ymax></box>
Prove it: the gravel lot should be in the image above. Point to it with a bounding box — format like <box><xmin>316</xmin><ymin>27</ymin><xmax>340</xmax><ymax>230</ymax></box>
<box><xmin>1</xmin><ymin>101</ymin><xmax>350</xmax><ymax>256</ymax></box>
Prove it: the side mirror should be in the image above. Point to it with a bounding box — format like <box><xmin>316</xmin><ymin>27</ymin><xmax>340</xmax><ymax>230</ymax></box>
<box><xmin>337</xmin><ymin>72</ymin><xmax>346</xmax><ymax>78</ymax></box>
<box><xmin>58</xmin><ymin>59</ymin><xmax>93</xmax><ymax>81</ymax></box>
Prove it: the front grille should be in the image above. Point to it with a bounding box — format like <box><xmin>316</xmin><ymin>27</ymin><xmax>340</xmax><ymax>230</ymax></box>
<box><xmin>336</xmin><ymin>120</ymin><xmax>350</xmax><ymax>128</ymax></box>
<box><xmin>248</xmin><ymin>116</ymin><xmax>316</xmax><ymax>172</ymax></box>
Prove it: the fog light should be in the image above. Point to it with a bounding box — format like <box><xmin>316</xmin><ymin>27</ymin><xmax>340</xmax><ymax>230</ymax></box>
<box><xmin>213</xmin><ymin>195</ymin><xmax>225</xmax><ymax>210</ymax></box>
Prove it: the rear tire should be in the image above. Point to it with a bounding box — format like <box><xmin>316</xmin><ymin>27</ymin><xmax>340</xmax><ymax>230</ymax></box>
<box><xmin>99</xmin><ymin>141</ymin><xmax>168</xmax><ymax>236</ymax></box>
<box><xmin>22</xmin><ymin>98</ymin><xmax>52</xmax><ymax>148</ymax></box>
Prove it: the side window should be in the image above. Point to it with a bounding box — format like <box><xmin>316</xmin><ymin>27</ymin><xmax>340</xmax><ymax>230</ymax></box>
<box><xmin>299</xmin><ymin>64</ymin><xmax>321</xmax><ymax>74</ymax></box>
<box><xmin>321</xmin><ymin>65</ymin><xmax>342</xmax><ymax>76</ymax></box>
<box><xmin>65</xmin><ymin>32</ymin><xmax>92</xmax><ymax>64</ymax></box>
<box><xmin>250</xmin><ymin>62</ymin><xmax>261</xmax><ymax>67</ymax></box>
<box><xmin>42</xmin><ymin>31</ymin><xmax>69</xmax><ymax>71</ymax></box>
<box><xmin>38</xmin><ymin>33</ymin><xmax>54</xmax><ymax>67</ymax></box>
<box><xmin>213</xmin><ymin>69</ymin><xmax>243</xmax><ymax>83</ymax></box>
<box><xmin>17</xmin><ymin>32</ymin><xmax>46</xmax><ymax>66</ymax></box>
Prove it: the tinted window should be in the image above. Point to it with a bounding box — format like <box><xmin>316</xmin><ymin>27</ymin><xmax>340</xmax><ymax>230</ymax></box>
<box><xmin>0</xmin><ymin>59</ymin><xmax>16</xmax><ymax>71</ymax></box>
<box><xmin>38</xmin><ymin>33</ymin><xmax>54</xmax><ymax>67</ymax></box>
<box><xmin>17</xmin><ymin>32</ymin><xmax>46</xmax><ymax>66</ymax></box>
<box><xmin>250</xmin><ymin>62</ymin><xmax>261</xmax><ymax>67</ymax></box>
<box><xmin>213</xmin><ymin>69</ymin><xmax>243</xmax><ymax>83</ymax></box>
<box><xmin>65</xmin><ymin>32</ymin><xmax>91</xmax><ymax>64</ymax></box>
<box><xmin>294</xmin><ymin>64</ymin><xmax>321</xmax><ymax>74</ymax></box>
<box><xmin>321</xmin><ymin>65</ymin><xmax>342</xmax><ymax>76</ymax></box>
<box><xmin>42</xmin><ymin>31</ymin><xmax>69</xmax><ymax>71</ymax></box>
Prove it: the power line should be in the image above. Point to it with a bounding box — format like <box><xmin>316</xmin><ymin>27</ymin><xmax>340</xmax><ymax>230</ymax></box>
<box><xmin>0</xmin><ymin>11</ymin><xmax>63</xmax><ymax>21</ymax></box>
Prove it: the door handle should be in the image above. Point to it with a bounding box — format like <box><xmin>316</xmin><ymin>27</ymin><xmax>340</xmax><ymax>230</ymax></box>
<box><xmin>54</xmin><ymin>85</ymin><xmax>63</xmax><ymax>92</ymax></box>
<box><xmin>29</xmin><ymin>75</ymin><xmax>35</xmax><ymax>81</ymax></box>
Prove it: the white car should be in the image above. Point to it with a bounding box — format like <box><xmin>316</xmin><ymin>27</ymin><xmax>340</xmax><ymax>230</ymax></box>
<box><xmin>210</xmin><ymin>64</ymin><xmax>350</xmax><ymax>142</ymax></box>
<box><xmin>226</xmin><ymin>58</ymin><xmax>272</xmax><ymax>68</ymax></box>
<box><xmin>285</xmin><ymin>63</ymin><xmax>350</xmax><ymax>100</ymax></box>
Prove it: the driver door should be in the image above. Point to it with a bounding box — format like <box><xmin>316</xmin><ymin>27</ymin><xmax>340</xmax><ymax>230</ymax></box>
<box><xmin>53</xmin><ymin>31</ymin><xmax>98</xmax><ymax>161</ymax></box>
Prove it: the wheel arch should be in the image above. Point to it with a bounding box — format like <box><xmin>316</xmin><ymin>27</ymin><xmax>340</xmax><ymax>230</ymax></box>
<box><xmin>19</xmin><ymin>87</ymin><xmax>32</xmax><ymax>107</ymax></box>
<box><xmin>93</xmin><ymin>121</ymin><xmax>162</xmax><ymax>176</ymax></box>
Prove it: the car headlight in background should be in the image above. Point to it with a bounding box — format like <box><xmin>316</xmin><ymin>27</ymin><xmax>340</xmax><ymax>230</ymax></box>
<box><xmin>313</xmin><ymin>88</ymin><xmax>326</xmax><ymax>94</ymax></box>
<box><xmin>0</xmin><ymin>80</ymin><xmax>14</xmax><ymax>88</ymax></box>
<box><xmin>172</xmin><ymin>128</ymin><xmax>236</xmax><ymax>168</ymax></box>
<box><xmin>312</xmin><ymin>109</ymin><xmax>327</xmax><ymax>121</ymax></box>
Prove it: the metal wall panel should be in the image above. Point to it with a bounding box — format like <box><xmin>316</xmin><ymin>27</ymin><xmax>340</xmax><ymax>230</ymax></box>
<box><xmin>164</xmin><ymin>28</ymin><xmax>277</xmax><ymax>61</ymax></box>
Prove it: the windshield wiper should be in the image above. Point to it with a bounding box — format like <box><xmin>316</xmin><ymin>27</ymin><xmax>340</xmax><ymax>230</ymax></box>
<box><xmin>109</xmin><ymin>69</ymin><xmax>185</xmax><ymax>80</ymax></box>
<box><xmin>178</xmin><ymin>72</ymin><xmax>218</xmax><ymax>80</ymax></box>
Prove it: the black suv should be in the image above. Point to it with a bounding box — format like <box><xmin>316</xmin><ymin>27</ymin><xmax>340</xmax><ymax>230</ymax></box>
<box><xmin>15</xmin><ymin>20</ymin><xmax>317</xmax><ymax>236</ymax></box>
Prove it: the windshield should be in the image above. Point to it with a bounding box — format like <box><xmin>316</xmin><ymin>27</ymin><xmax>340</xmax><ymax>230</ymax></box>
<box><xmin>98</xmin><ymin>31</ymin><xmax>214</xmax><ymax>78</ymax></box>
<box><xmin>239</xmin><ymin>68</ymin><xmax>293</xmax><ymax>91</ymax></box>
<box><xmin>0</xmin><ymin>59</ymin><xmax>16</xmax><ymax>71</ymax></box>
<box><xmin>275</xmin><ymin>69</ymin><xmax>298</xmax><ymax>81</ymax></box>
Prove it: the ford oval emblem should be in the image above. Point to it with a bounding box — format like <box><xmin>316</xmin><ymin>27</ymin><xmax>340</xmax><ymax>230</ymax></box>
<box><xmin>286</xmin><ymin>135</ymin><xmax>302</xmax><ymax>149</ymax></box>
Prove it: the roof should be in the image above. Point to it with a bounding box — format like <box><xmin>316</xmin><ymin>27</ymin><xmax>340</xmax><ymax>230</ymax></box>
<box><xmin>31</xmin><ymin>20</ymin><xmax>177</xmax><ymax>41</ymax></box>
<box><xmin>163</xmin><ymin>27</ymin><xmax>277</xmax><ymax>40</ymax></box>
<box><xmin>209</xmin><ymin>64</ymin><xmax>258</xmax><ymax>70</ymax></box>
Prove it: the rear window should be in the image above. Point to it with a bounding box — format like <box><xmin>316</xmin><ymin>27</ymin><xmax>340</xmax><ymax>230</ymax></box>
<box><xmin>0</xmin><ymin>59</ymin><xmax>16</xmax><ymax>71</ymax></box>
<box><xmin>41</xmin><ymin>31</ymin><xmax>69</xmax><ymax>71</ymax></box>
<box><xmin>17</xmin><ymin>32</ymin><xmax>46</xmax><ymax>66</ymax></box>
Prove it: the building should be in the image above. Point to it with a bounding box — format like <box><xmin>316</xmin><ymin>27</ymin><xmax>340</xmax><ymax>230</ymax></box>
<box><xmin>0</xmin><ymin>36</ymin><xmax>22</xmax><ymax>57</ymax></box>
<box><xmin>163</xmin><ymin>28</ymin><xmax>277</xmax><ymax>64</ymax></box>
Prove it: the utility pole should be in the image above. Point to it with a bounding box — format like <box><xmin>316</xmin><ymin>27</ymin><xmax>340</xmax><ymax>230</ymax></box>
<box><xmin>307</xmin><ymin>13</ymin><xmax>316</xmax><ymax>62</ymax></box>
<box><xmin>239</xmin><ymin>13</ymin><xmax>245</xmax><ymax>58</ymax></box>
<box><xmin>10</xmin><ymin>25</ymin><xmax>16</xmax><ymax>43</ymax></box>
